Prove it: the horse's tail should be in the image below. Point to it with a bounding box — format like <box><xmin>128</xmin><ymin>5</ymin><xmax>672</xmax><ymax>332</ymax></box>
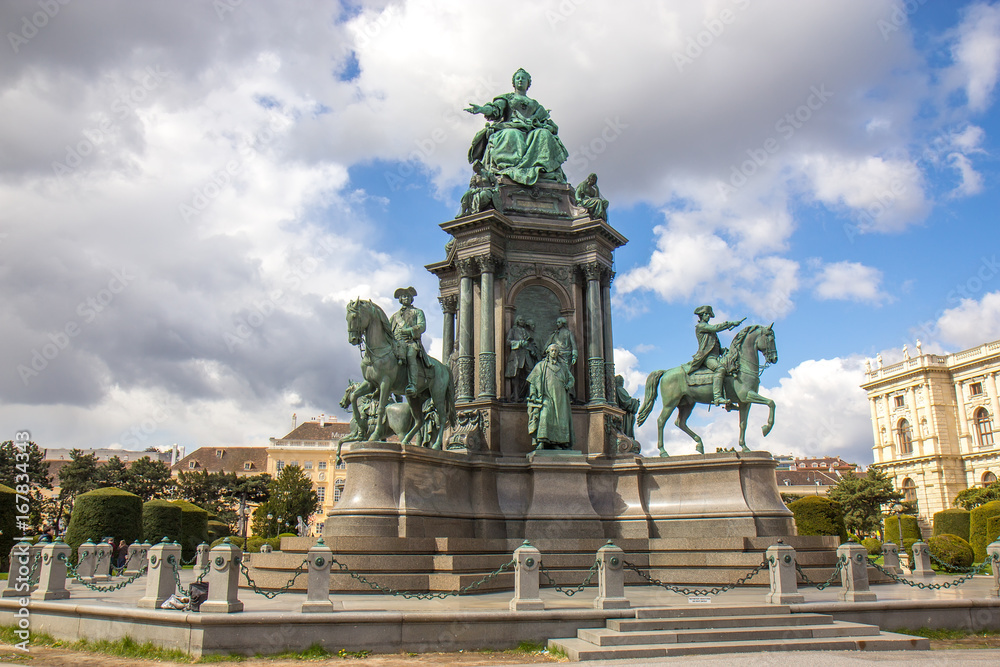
<box><xmin>636</xmin><ymin>369</ymin><xmax>666</xmax><ymax>427</ymax></box>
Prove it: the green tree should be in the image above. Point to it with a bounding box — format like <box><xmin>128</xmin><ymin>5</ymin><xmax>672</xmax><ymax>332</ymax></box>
<box><xmin>826</xmin><ymin>467</ymin><xmax>903</xmax><ymax>538</ymax></box>
<box><xmin>122</xmin><ymin>456</ymin><xmax>174</xmax><ymax>500</ymax></box>
<box><xmin>55</xmin><ymin>449</ymin><xmax>99</xmax><ymax>531</ymax></box>
<box><xmin>251</xmin><ymin>465</ymin><xmax>317</xmax><ymax>537</ymax></box>
<box><xmin>95</xmin><ymin>455</ymin><xmax>130</xmax><ymax>488</ymax></box>
<box><xmin>954</xmin><ymin>481</ymin><xmax>1000</xmax><ymax>510</ymax></box>
<box><xmin>0</xmin><ymin>440</ymin><xmax>52</xmax><ymax>529</ymax></box>
<box><xmin>174</xmin><ymin>470</ymin><xmax>229</xmax><ymax>513</ymax></box>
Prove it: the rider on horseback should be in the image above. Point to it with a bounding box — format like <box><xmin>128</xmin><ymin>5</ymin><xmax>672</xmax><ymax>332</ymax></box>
<box><xmin>390</xmin><ymin>286</ymin><xmax>427</xmax><ymax>396</ymax></box>
<box><xmin>688</xmin><ymin>305</ymin><xmax>744</xmax><ymax>406</ymax></box>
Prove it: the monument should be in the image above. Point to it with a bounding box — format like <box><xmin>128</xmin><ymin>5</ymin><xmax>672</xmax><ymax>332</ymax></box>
<box><xmin>249</xmin><ymin>70</ymin><xmax>840</xmax><ymax>592</ymax></box>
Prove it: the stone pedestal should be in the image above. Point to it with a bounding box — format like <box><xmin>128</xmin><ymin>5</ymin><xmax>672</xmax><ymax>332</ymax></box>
<box><xmin>138</xmin><ymin>540</ymin><xmax>181</xmax><ymax>609</ymax></box>
<box><xmin>509</xmin><ymin>541</ymin><xmax>543</xmax><ymax>611</ymax></box>
<box><xmin>124</xmin><ymin>543</ymin><xmax>144</xmax><ymax>576</ymax></box>
<box><xmin>201</xmin><ymin>540</ymin><xmax>244</xmax><ymax>613</ymax></box>
<box><xmin>524</xmin><ymin>452</ymin><xmax>602</xmax><ymax>539</ymax></box>
<box><xmin>880</xmin><ymin>542</ymin><xmax>901</xmax><ymax>575</ymax></box>
<box><xmin>988</xmin><ymin>540</ymin><xmax>1000</xmax><ymax>597</ymax></box>
<box><xmin>195</xmin><ymin>542</ymin><xmax>210</xmax><ymax>570</ymax></box>
<box><xmin>837</xmin><ymin>541</ymin><xmax>877</xmax><ymax>602</ymax></box>
<box><xmin>910</xmin><ymin>541</ymin><xmax>934</xmax><ymax>578</ymax></box>
<box><xmin>93</xmin><ymin>541</ymin><xmax>112</xmax><ymax>581</ymax></box>
<box><xmin>301</xmin><ymin>538</ymin><xmax>341</xmax><ymax>613</ymax></box>
<box><xmin>765</xmin><ymin>541</ymin><xmax>804</xmax><ymax>604</ymax></box>
<box><xmin>32</xmin><ymin>540</ymin><xmax>72</xmax><ymax>601</ymax></box>
<box><xmin>593</xmin><ymin>541</ymin><xmax>630</xmax><ymax>610</ymax></box>
<box><xmin>1</xmin><ymin>542</ymin><xmax>38</xmax><ymax>598</ymax></box>
<box><xmin>74</xmin><ymin>540</ymin><xmax>97</xmax><ymax>582</ymax></box>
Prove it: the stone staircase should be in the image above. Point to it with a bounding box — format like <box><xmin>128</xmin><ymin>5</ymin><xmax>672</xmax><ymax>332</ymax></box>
<box><xmin>548</xmin><ymin>604</ymin><xmax>929</xmax><ymax>660</ymax></box>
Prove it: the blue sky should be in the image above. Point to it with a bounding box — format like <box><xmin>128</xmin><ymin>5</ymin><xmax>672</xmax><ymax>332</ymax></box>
<box><xmin>1</xmin><ymin>0</ymin><xmax>999</xmax><ymax>466</ymax></box>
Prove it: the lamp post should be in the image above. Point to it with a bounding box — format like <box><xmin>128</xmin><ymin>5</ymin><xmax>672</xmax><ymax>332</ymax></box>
<box><xmin>892</xmin><ymin>503</ymin><xmax>904</xmax><ymax>547</ymax></box>
<box><xmin>266</xmin><ymin>513</ymin><xmax>273</xmax><ymax>538</ymax></box>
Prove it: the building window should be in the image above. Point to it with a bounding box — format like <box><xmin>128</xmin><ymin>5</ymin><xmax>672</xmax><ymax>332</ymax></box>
<box><xmin>215</xmin><ymin>449</ymin><xmax>224</xmax><ymax>458</ymax></box>
<box><xmin>901</xmin><ymin>477</ymin><xmax>916</xmax><ymax>502</ymax></box>
<box><xmin>897</xmin><ymin>419</ymin><xmax>913</xmax><ymax>455</ymax></box>
<box><xmin>983</xmin><ymin>471</ymin><xmax>997</xmax><ymax>485</ymax></box>
<box><xmin>290</xmin><ymin>461</ymin><xmax>299</xmax><ymax>468</ymax></box>
<box><xmin>316</xmin><ymin>486</ymin><xmax>325</xmax><ymax>502</ymax></box>
<box><xmin>318</xmin><ymin>461</ymin><xmax>327</xmax><ymax>470</ymax></box>
<box><xmin>336</xmin><ymin>459</ymin><xmax>346</xmax><ymax>470</ymax></box>
<box><xmin>974</xmin><ymin>408</ymin><xmax>994</xmax><ymax>448</ymax></box>
<box><xmin>188</xmin><ymin>461</ymin><xmax>197</xmax><ymax>469</ymax></box>
<box><xmin>243</xmin><ymin>462</ymin><xmax>252</xmax><ymax>471</ymax></box>
<box><xmin>334</xmin><ymin>479</ymin><xmax>345</xmax><ymax>502</ymax></box>
<box><xmin>304</xmin><ymin>461</ymin><xmax>313</xmax><ymax>469</ymax></box>
<box><xmin>276</xmin><ymin>460</ymin><xmax>285</xmax><ymax>471</ymax></box>
<box><xmin>894</xmin><ymin>395</ymin><xmax>905</xmax><ymax>409</ymax></box>
<box><xmin>970</xmin><ymin>382</ymin><xmax>983</xmax><ymax>396</ymax></box>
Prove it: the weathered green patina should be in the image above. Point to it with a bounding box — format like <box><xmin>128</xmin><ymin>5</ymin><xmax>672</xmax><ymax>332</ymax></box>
<box><xmin>574</xmin><ymin>173</ymin><xmax>608</xmax><ymax>221</ymax></box>
<box><xmin>527</xmin><ymin>343</ymin><xmax>574</xmax><ymax>450</ymax></box>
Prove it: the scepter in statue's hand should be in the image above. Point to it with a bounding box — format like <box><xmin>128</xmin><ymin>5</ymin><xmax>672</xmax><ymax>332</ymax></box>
<box><xmin>729</xmin><ymin>317</ymin><xmax>746</xmax><ymax>330</ymax></box>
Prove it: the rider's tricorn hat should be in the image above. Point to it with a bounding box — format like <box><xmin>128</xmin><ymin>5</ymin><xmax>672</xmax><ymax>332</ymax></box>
<box><xmin>694</xmin><ymin>305</ymin><xmax>714</xmax><ymax>317</ymax></box>
<box><xmin>393</xmin><ymin>286</ymin><xmax>417</xmax><ymax>299</ymax></box>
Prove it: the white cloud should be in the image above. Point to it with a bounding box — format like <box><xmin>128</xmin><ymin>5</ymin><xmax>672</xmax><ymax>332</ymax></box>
<box><xmin>947</xmin><ymin>152</ymin><xmax>984</xmax><ymax>197</ymax></box>
<box><xmin>933</xmin><ymin>291</ymin><xmax>1000</xmax><ymax>349</ymax></box>
<box><xmin>813</xmin><ymin>261</ymin><xmax>889</xmax><ymax>304</ymax></box>
<box><xmin>948</xmin><ymin>2</ymin><xmax>1000</xmax><ymax>112</ymax></box>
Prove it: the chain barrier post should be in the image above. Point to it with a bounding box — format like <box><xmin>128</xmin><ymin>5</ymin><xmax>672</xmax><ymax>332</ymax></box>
<box><xmin>195</xmin><ymin>542</ymin><xmax>210</xmax><ymax>571</ymax></box>
<box><xmin>593</xmin><ymin>540</ymin><xmax>629</xmax><ymax>610</ymax></box>
<box><xmin>302</xmin><ymin>537</ymin><xmax>340</xmax><ymax>612</ymax></box>
<box><xmin>124</xmin><ymin>542</ymin><xmax>143</xmax><ymax>576</ymax></box>
<box><xmin>138</xmin><ymin>538</ymin><xmax>182</xmax><ymax>609</ymax></box>
<box><xmin>201</xmin><ymin>537</ymin><xmax>244</xmax><ymax>613</ymax></box>
<box><xmin>31</xmin><ymin>538</ymin><xmax>72</xmax><ymax>601</ymax></box>
<box><xmin>509</xmin><ymin>540</ymin><xmax>544</xmax><ymax>611</ymax></box>
<box><xmin>1</xmin><ymin>541</ymin><xmax>34</xmax><ymax>598</ymax></box>
<box><xmin>93</xmin><ymin>539</ymin><xmax>112</xmax><ymax>581</ymax></box>
<box><xmin>910</xmin><ymin>541</ymin><xmax>934</xmax><ymax>578</ymax></box>
<box><xmin>74</xmin><ymin>538</ymin><xmax>97</xmax><ymax>583</ymax></box>
<box><xmin>837</xmin><ymin>540</ymin><xmax>876</xmax><ymax>602</ymax></box>
<box><xmin>765</xmin><ymin>540</ymin><xmax>804</xmax><ymax>604</ymax></box>
<box><xmin>987</xmin><ymin>539</ymin><xmax>1000</xmax><ymax>597</ymax></box>
<box><xmin>880</xmin><ymin>542</ymin><xmax>901</xmax><ymax>575</ymax></box>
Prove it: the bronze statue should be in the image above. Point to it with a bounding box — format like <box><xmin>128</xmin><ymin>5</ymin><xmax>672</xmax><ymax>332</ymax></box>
<box><xmin>527</xmin><ymin>343</ymin><xmax>574</xmax><ymax>451</ymax></box>
<box><xmin>686</xmin><ymin>305</ymin><xmax>744</xmax><ymax>406</ymax></box>
<box><xmin>465</xmin><ymin>68</ymin><xmax>569</xmax><ymax>186</ymax></box>
<box><xmin>389</xmin><ymin>286</ymin><xmax>427</xmax><ymax>397</ymax></box>
<box><xmin>457</xmin><ymin>160</ymin><xmax>501</xmax><ymax>217</ymax></box>
<box><xmin>637</xmin><ymin>324</ymin><xmax>778</xmax><ymax>456</ymax></box>
<box><xmin>505</xmin><ymin>315</ymin><xmax>537</xmax><ymax>402</ymax></box>
<box><xmin>614</xmin><ymin>375</ymin><xmax>640</xmax><ymax>438</ymax></box>
<box><xmin>574</xmin><ymin>173</ymin><xmax>608</xmax><ymax>221</ymax></box>
<box><xmin>545</xmin><ymin>316</ymin><xmax>578</xmax><ymax>368</ymax></box>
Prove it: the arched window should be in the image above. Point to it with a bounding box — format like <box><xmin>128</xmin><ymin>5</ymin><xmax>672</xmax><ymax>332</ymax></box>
<box><xmin>333</xmin><ymin>479</ymin><xmax>346</xmax><ymax>503</ymax></box>
<box><xmin>897</xmin><ymin>419</ymin><xmax>913</xmax><ymax>455</ymax></box>
<box><xmin>901</xmin><ymin>477</ymin><xmax>916</xmax><ymax>503</ymax></box>
<box><xmin>983</xmin><ymin>471</ymin><xmax>997</xmax><ymax>485</ymax></box>
<box><xmin>974</xmin><ymin>408</ymin><xmax>994</xmax><ymax>448</ymax></box>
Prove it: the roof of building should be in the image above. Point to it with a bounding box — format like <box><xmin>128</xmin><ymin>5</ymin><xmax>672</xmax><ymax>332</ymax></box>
<box><xmin>43</xmin><ymin>448</ymin><xmax>172</xmax><ymax>463</ymax></box>
<box><xmin>275</xmin><ymin>421</ymin><xmax>352</xmax><ymax>442</ymax></box>
<box><xmin>171</xmin><ymin>446</ymin><xmax>269</xmax><ymax>475</ymax></box>
<box><xmin>775</xmin><ymin>469</ymin><xmax>843</xmax><ymax>487</ymax></box>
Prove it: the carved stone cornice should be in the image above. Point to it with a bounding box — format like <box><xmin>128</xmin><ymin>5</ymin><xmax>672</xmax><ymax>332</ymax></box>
<box><xmin>456</xmin><ymin>257</ymin><xmax>479</xmax><ymax>278</ymax></box>
<box><xmin>580</xmin><ymin>261</ymin><xmax>604</xmax><ymax>282</ymax></box>
<box><xmin>475</xmin><ymin>254</ymin><xmax>503</xmax><ymax>275</ymax></box>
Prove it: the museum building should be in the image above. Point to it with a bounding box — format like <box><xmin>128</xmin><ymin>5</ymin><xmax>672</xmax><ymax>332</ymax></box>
<box><xmin>862</xmin><ymin>338</ymin><xmax>1000</xmax><ymax>521</ymax></box>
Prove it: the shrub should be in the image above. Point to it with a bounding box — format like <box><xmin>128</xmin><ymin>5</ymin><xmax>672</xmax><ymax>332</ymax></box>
<box><xmin>788</xmin><ymin>496</ymin><xmax>848</xmax><ymax>543</ymax></box>
<box><xmin>933</xmin><ymin>508</ymin><xmax>971</xmax><ymax>542</ymax></box>
<box><xmin>883</xmin><ymin>514</ymin><xmax>921</xmax><ymax>545</ymax></box>
<box><xmin>245</xmin><ymin>536</ymin><xmax>281</xmax><ymax>553</ymax></box>
<box><xmin>928</xmin><ymin>533</ymin><xmax>974</xmax><ymax>570</ymax></box>
<box><xmin>861</xmin><ymin>537</ymin><xmax>882</xmax><ymax>556</ymax></box>
<box><xmin>171</xmin><ymin>499</ymin><xmax>209</xmax><ymax>562</ymax></box>
<box><xmin>64</xmin><ymin>488</ymin><xmax>142</xmax><ymax>558</ymax></box>
<box><xmin>0</xmin><ymin>484</ymin><xmax>15</xmax><ymax>572</ymax></box>
<box><xmin>142</xmin><ymin>499</ymin><xmax>182</xmax><ymax>545</ymax></box>
<box><xmin>970</xmin><ymin>500</ymin><xmax>1000</xmax><ymax>562</ymax></box>
<box><xmin>987</xmin><ymin>515</ymin><xmax>1000</xmax><ymax>549</ymax></box>
<box><xmin>210</xmin><ymin>536</ymin><xmax>244</xmax><ymax>550</ymax></box>
<box><xmin>207</xmin><ymin>520</ymin><xmax>231</xmax><ymax>543</ymax></box>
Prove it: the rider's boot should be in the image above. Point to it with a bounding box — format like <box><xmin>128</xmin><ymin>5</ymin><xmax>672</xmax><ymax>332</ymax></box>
<box><xmin>712</xmin><ymin>368</ymin><xmax>726</xmax><ymax>406</ymax></box>
<box><xmin>405</xmin><ymin>359</ymin><xmax>417</xmax><ymax>396</ymax></box>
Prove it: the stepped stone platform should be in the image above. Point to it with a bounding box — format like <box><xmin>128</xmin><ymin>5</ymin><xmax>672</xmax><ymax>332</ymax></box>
<box><xmin>549</xmin><ymin>604</ymin><xmax>929</xmax><ymax>660</ymax></box>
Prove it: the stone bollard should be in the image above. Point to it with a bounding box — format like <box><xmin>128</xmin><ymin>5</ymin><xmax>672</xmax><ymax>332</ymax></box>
<box><xmin>93</xmin><ymin>540</ymin><xmax>112</xmax><ymax>581</ymax></box>
<box><xmin>31</xmin><ymin>538</ymin><xmax>72</xmax><ymax>601</ymax></box>
<box><xmin>259</xmin><ymin>543</ymin><xmax>273</xmax><ymax>553</ymax></box>
<box><xmin>195</xmin><ymin>542</ymin><xmax>210</xmax><ymax>571</ymax></box>
<box><xmin>593</xmin><ymin>540</ymin><xmax>630</xmax><ymax>610</ymax></box>
<box><xmin>765</xmin><ymin>541</ymin><xmax>804</xmax><ymax>604</ymax></box>
<box><xmin>881</xmin><ymin>542</ymin><xmax>901</xmax><ymax>575</ymax></box>
<box><xmin>987</xmin><ymin>539</ymin><xmax>1000</xmax><ymax>597</ymax></box>
<box><xmin>201</xmin><ymin>538</ymin><xmax>244</xmax><ymax>613</ymax></box>
<box><xmin>509</xmin><ymin>540</ymin><xmax>544</xmax><ymax>611</ymax></box>
<box><xmin>301</xmin><ymin>537</ymin><xmax>341</xmax><ymax>612</ymax></box>
<box><xmin>910</xmin><ymin>541</ymin><xmax>934</xmax><ymax>577</ymax></box>
<box><xmin>74</xmin><ymin>539</ymin><xmax>98</xmax><ymax>582</ymax></box>
<box><xmin>138</xmin><ymin>538</ymin><xmax>182</xmax><ymax>609</ymax></box>
<box><xmin>124</xmin><ymin>542</ymin><xmax>143</xmax><ymax>576</ymax></box>
<box><xmin>1</xmin><ymin>541</ymin><xmax>37</xmax><ymax>598</ymax></box>
<box><xmin>836</xmin><ymin>540</ymin><xmax>877</xmax><ymax>602</ymax></box>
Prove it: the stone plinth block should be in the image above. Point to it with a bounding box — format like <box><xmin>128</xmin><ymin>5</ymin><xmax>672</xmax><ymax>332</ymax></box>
<box><xmin>881</xmin><ymin>542</ymin><xmax>901</xmax><ymax>575</ymax></box>
<box><xmin>138</xmin><ymin>540</ymin><xmax>182</xmax><ymax>609</ymax></box>
<box><xmin>195</xmin><ymin>542</ymin><xmax>210</xmax><ymax>570</ymax></box>
<box><xmin>593</xmin><ymin>541</ymin><xmax>630</xmax><ymax>610</ymax></box>
<box><xmin>910</xmin><ymin>541</ymin><xmax>934</xmax><ymax>578</ymax></box>
<box><xmin>74</xmin><ymin>540</ymin><xmax>97</xmax><ymax>582</ymax></box>
<box><xmin>301</xmin><ymin>538</ymin><xmax>341</xmax><ymax>613</ymax></box>
<box><xmin>987</xmin><ymin>539</ymin><xmax>1000</xmax><ymax>597</ymax></box>
<box><xmin>201</xmin><ymin>539</ymin><xmax>244</xmax><ymax>613</ymax></box>
<box><xmin>764</xmin><ymin>541</ymin><xmax>804</xmax><ymax>604</ymax></box>
<box><xmin>509</xmin><ymin>541</ymin><xmax>544</xmax><ymax>611</ymax></box>
<box><xmin>524</xmin><ymin>452</ymin><xmax>602</xmax><ymax>539</ymax></box>
<box><xmin>93</xmin><ymin>541</ymin><xmax>112</xmax><ymax>581</ymax></box>
<box><xmin>2</xmin><ymin>542</ymin><xmax>38</xmax><ymax>598</ymax></box>
<box><xmin>837</xmin><ymin>541</ymin><xmax>877</xmax><ymax>602</ymax></box>
<box><xmin>124</xmin><ymin>543</ymin><xmax>144</xmax><ymax>576</ymax></box>
<box><xmin>31</xmin><ymin>539</ymin><xmax>72</xmax><ymax>601</ymax></box>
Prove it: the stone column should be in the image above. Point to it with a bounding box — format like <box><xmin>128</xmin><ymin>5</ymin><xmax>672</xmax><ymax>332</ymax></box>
<box><xmin>456</xmin><ymin>258</ymin><xmax>477</xmax><ymax>403</ymax></box>
<box><xmin>836</xmin><ymin>541</ymin><xmax>877</xmax><ymax>602</ymax></box>
<box><xmin>989</xmin><ymin>373</ymin><xmax>1000</xmax><ymax>437</ymax></box>
<box><xmin>880</xmin><ymin>542</ymin><xmax>901</xmax><ymax>575</ymax></box>
<box><xmin>987</xmin><ymin>539</ymin><xmax>1000</xmax><ymax>597</ymax></box>
<box><xmin>74</xmin><ymin>539</ymin><xmax>97</xmax><ymax>582</ymax></box>
<box><xmin>582</xmin><ymin>262</ymin><xmax>606</xmax><ymax>404</ymax></box>
<box><xmin>201</xmin><ymin>538</ymin><xmax>244</xmax><ymax>613</ymax></box>
<box><xmin>956</xmin><ymin>381</ymin><xmax>971</xmax><ymax>451</ymax></box>
<box><xmin>601</xmin><ymin>270</ymin><xmax>616</xmax><ymax>401</ymax></box>
<box><xmin>138</xmin><ymin>539</ymin><xmax>182</xmax><ymax>609</ymax></box>
<box><xmin>477</xmin><ymin>255</ymin><xmax>499</xmax><ymax>399</ymax></box>
<box><xmin>910</xmin><ymin>540</ymin><xmax>933</xmax><ymax>577</ymax></box>
<box><xmin>509</xmin><ymin>541</ymin><xmax>544</xmax><ymax>611</ymax></box>
<box><xmin>439</xmin><ymin>294</ymin><xmax>458</xmax><ymax>361</ymax></box>
<box><xmin>765</xmin><ymin>541</ymin><xmax>804</xmax><ymax>604</ymax></box>
<box><xmin>593</xmin><ymin>541</ymin><xmax>630</xmax><ymax>610</ymax></box>
<box><xmin>31</xmin><ymin>539</ymin><xmax>72</xmax><ymax>601</ymax></box>
<box><xmin>301</xmin><ymin>537</ymin><xmax>342</xmax><ymax>612</ymax></box>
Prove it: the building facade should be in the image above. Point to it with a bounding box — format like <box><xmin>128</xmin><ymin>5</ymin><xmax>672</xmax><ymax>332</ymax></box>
<box><xmin>862</xmin><ymin>338</ymin><xmax>1000</xmax><ymax>521</ymax></box>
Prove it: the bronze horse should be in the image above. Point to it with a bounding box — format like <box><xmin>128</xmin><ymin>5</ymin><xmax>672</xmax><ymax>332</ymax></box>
<box><xmin>636</xmin><ymin>324</ymin><xmax>778</xmax><ymax>456</ymax></box>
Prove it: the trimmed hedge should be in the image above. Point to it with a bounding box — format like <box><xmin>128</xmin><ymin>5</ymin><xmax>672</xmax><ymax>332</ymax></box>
<box><xmin>788</xmin><ymin>496</ymin><xmax>848</xmax><ymax>543</ymax></box>
<box><xmin>987</xmin><ymin>515</ymin><xmax>1000</xmax><ymax>549</ymax></box>
<box><xmin>928</xmin><ymin>533</ymin><xmax>974</xmax><ymax>570</ymax></box>
<box><xmin>970</xmin><ymin>500</ymin><xmax>1000</xmax><ymax>562</ymax></box>
<box><xmin>210</xmin><ymin>536</ymin><xmax>244</xmax><ymax>550</ymax></box>
<box><xmin>0</xmin><ymin>484</ymin><xmax>15</xmax><ymax>572</ymax></box>
<box><xmin>207</xmin><ymin>520</ymin><xmax>231</xmax><ymax>544</ymax></box>
<box><xmin>861</xmin><ymin>537</ymin><xmax>882</xmax><ymax>556</ymax></box>
<box><xmin>883</xmin><ymin>514</ymin><xmax>921</xmax><ymax>545</ymax></box>
<box><xmin>933</xmin><ymin>508</ymin><xmax>971</xmax><ymax>542</ymax></box>
<box><xmin>142</xmin><ymin>499</ymin><xmax>182</xmax><ymax>545</ymax></box>
<box><xmin>245</xmin><ymin>536</ymin><xmax>281</xmax><ymax>553</ymax></box>
<box><xmin>64</xmin><ymin>488</ymin><xmax>142</xmax><ymax>558</ymax></box>
<box><xmin>171</xmin><ymin>499</ymin><xmax>210</xmax><ymax>561</ymax></box>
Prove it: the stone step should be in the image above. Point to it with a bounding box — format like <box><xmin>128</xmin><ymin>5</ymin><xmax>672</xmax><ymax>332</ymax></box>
<box><xmin>578</xmin><ymin>621</ymin><xmax>880</xmax><ymax>646</ymax></box>
<box><xmin>549</xmin><ymin>631</ymin><xmax>929</xmax><ymax>661</ymax></box>
<box><xmin>635</xmin><ymin>604</ymin><xmax>788</xmax><ymax>619</ymax></box>
<box><xmin>609</xmin><ymin>612</ymin><xmax>835</xmax><ymax>632</ymax></box>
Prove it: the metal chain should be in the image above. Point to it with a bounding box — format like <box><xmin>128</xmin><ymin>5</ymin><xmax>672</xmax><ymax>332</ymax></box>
<box><xmin>57</xmin><ymin>553</ymin><xmax>148</xmax><ymax>592</ymax></box>
<box><xmin>181</xmin><ymin>555</ymin><xmax>198</xmax><ymax>566</ymax></box>
<box><xmin>928</xmin><ymin>551</ymin><xmax>977</xmax><ymax>573</ymax></box>
<box><xmin>622</xmin><ymin>558</ymin><xmax>768</xmax><ymax>597</ymax></box>
<box><xmin>795</xmin><ymin>556</ymin><xmax>845</xmax><ymax>590</ymax></box>
<box><xmin>25</xmin><ymin>553</ymin><xmax>41</xmax><ymax>586</ymax></box>
<box><xmin>167</xmin><ymin>555</ymin><xmax>210</xmax><ymax>596</ymax></box>
<box><xmin>329</xmin><ymin>557</ymin><xmax>515</xmax><ymax>600</ymax></box>
<box><xmin>538</xmin><ymin>558</ymin><xmax>601</xmax><ymax>596</ymax></box>
<box><xmin>866</xmin><ymin>554</ymin><xmax>996</xmax><ymax>590</ymax></box>
<box><xmin>238</xmin><ymin>558</ymin><xmax>310</xmax><ymax>599</ymax></box>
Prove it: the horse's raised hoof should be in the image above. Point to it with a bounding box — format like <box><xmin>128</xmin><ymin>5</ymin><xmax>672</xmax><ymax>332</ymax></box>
<box><xmin>695</xmin><ymin>444</ymin><xmax>704</xmax><ymax>454</ymax></box>
<box><xmin>762</xmin><ymin>424</ymin><xmax>772</xmax><ymax>436</ymax></box>
<box><xmin>658</xmin><ymin>451</ymin><xmax>670</xmax><ymax>458</ymax></box>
